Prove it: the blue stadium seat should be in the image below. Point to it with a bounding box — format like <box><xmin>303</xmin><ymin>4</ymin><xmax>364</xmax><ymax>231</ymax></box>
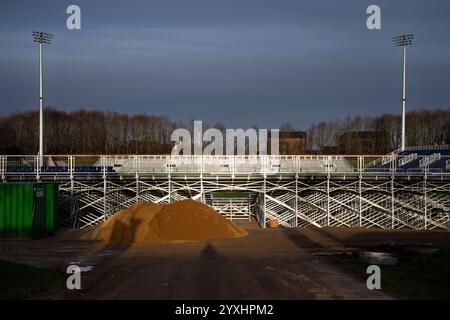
<box><xmin>367</xmin><ymin>147</ymin><xmax>450</xmax><ymax>174</ymax></box>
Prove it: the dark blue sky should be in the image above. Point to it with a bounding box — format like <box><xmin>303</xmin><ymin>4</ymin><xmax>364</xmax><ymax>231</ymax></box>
<box><xmin>1</xmin><ymin>0</ymin><xmax>450</xmax><ymax>128</ymax></box>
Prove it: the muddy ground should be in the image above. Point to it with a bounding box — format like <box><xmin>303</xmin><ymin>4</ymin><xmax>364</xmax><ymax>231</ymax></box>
<box><xmin>1</xmin><ymin>221</ymin><xmax>449</xmax><ymax>300</ymax></box>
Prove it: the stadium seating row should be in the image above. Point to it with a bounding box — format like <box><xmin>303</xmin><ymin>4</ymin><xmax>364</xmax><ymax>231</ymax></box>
<box><xmin>5</xmin><ymin>166</ymin><xmax>115</xmax><ymax>173</ymax></box>
<box><xmin>367</xmin><ymin>148</ymin><xmax>450</xmax><ymax>173</ymax></box>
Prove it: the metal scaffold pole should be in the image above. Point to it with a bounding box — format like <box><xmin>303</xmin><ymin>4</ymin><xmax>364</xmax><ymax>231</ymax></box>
<box><xmin>391</xmin><ymin>174</ymin><xmax>395</xmax><ymax>229</ymax></box>
<box><xmin>103</xmin><ymin>156</ymin><xmax>107</xmax><ymax>222</ymax></box>
<box><xmin>295</xmin><ymin>174</ymin><xmax>298</xmax><ymax>227</ymax></box>
<box><xmin>424</xmin><ymin>172</ymin><xmax>428</xmax><ymax>230</ymax></box>
<box><xmin>135</xmin><ymin>156</ymin><xmax>140</xmax><ymax>203</ymax></box>
<box><xmin>393</xmin><ymin>34</ymin><xmax>413</xmax><ymax>152</ymax></box>
<box><xmin>358</xmin><ymin>177</ymin><xmax>362</xmax><ymax>227</ymax></box>
<box><xmin>32</xmin><ymin>32</ymin><xmax>53</xmax><ymax>168</ymax></box>
<box><xmin>39</xmin><ymin>42</ymin><xmax>43</xmax><ymax>167</ymax></box>
<box><xmin>0</xmin><ymin>156</ymin><xmax>5</xmax><ymax>182</ymax></box>
<box><xmin>200</xmin><ymin>156</ymin><xmax>204</xmax><ymax>203</ymax></box>
<box><xmin>168</xmin><ymin>161</ymin><xmax>172</xmax><ymax>204</ymax></box>
<box><xmin>263</xmin><ymin>175</ymin><xmax>267</xmax><ymax>228</ymax></box>
<box><xmin>401</xmin><ymin>45</ymin><xmax>407</xmax><ymax>151</ymax></box>
<box><xmin>326</xmin><ymin>157</ymin><xmax>331</xmax><ymax>226</ymax></box>
<box><xmin>358</xmin><ymin>156</ymin><xmax>363</xmax><ymax>227</ymax></box>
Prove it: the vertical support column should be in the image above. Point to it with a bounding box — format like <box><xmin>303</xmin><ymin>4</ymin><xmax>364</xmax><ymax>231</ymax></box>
<box><xmin>1</xmin><ymin>155</ymin><xmax>5</xmax><ymax>182</ymax></box>
<box><xmin>38</xmin><ymin>42</ymin><xmax>44</xmax><ymax>168</ymax></box>
<box><xmin>358</xmin><ymin>156</ymin><xmax>363</xmax><ymax>227</ymax></box>
<box><xmin>326</xmin><ymin>177</ymin><xmax>330</xmax><ymax>226</ymax></box>
<box><xmin>391</xmin><ymin>153</ymin><xmax>397</xmax><ymax>174</ymax></box>
<box><xmin>391</xmin><ymin>173</ymin><xmax>395</xmax><ymax>229</ymax></box>
<box><xmin>69</xmin><ymin>156</ymin><xmax>74</xmax><ymax>194</ymax></box>
<box><xmin>390</xmin><ymin>152</ymin><xmax>396</xmax><ymax>229</ymax></box>
<box><xmin>248</xmin><ymin>194</ymin><xmax>251</xmax><ymax>221</ymax></box>
<box><xmin>295</xmin><ymin>173</ymin><xmax>298</xmax><ymax>227</ymax></box>
<box><xmin>168</xmin><ymin>155</ymin><xmax>172</xmax><ymax>204</ymax></box>
<box><xmin>229</xmin><ymin>199</ymin><xmax>233</xmax><ymax>221</ymax></box>
<box><xmin>135</xmin><ymin>156</ymin><xmax>140</xmax><ymax>203</ymax></box>
<box><xmin>200</xmin><ymin>156</ymin><xmax>204</xmax><ymax>203</ymax></box>
<box><xmin>359</xmin><ymin>176</ymin><xmax>362</xmax><ymax>227</ymax></box>
<box><xmin>36</xmin><ymin>155</ymin><xmax>41</xmax><ymax>181</ymax></box>
<box><xmin>423</xmin><ymin>173</ymin><xmax>428</xmax><ymax>230</ymax></box>
<box><xmin>200</xmin><ymin>176</ymin><xmax>204</xmax><ymax>203</ymax></box>
<box><xmin>102</xmin><ymin>155</ymin><xmax>107</xmax><ymax>222</ymax></box>
<box><xmin>326</xmin><ymin>157</ymin><xmax>331</xmax><ymax>226</ymax></box>
<box><xmin>401</xmin><ymin>45</ymin><xmax>407</xmax><ymax>152</ymax></box>
<box><xmin>359</xmin><ymin>156</ymin><xmax>364</xmax><ymax>174</ymax></box>
<box><xmin>69</xmin><ymin>156</ymin><xmax>77</xmax><ymax>228</ymax></box>
<box><xmin>263</xmin><ymin>174</ymin><xmax>267</xmax><ymax>229</ymax></box>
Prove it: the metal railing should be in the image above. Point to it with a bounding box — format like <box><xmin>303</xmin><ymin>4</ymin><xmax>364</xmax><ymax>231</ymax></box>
<box><xmin>1</xmin><ymin>154</ymin><xmax>450</xmax><ymax>178</ymax></box>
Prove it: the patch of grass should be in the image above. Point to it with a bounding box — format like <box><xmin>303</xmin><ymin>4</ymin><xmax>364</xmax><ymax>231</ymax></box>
<box><xmin>328</xmin><ymin>247</ymin><xmax>450</xmax><ymax>300</ymax></box>
<box><xmin>0</xmin><ymin>259</ymin><xmax>66</xmax><ymax>300</ymax></box>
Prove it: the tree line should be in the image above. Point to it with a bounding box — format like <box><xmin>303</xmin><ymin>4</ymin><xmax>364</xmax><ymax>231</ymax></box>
<box><xmin>0</xmin><ymin>107</ymin><xmax>449</xmax><ymax>155</ymax></box>
<box><xmin>305</xmin><ymin>109</ymin><xmax>450</xmax><ymax>154</ymax></box>
<box><xmin>0</xmin><ymin>108</ymin><xmax>176</xmax><ymax>154</ymax></box>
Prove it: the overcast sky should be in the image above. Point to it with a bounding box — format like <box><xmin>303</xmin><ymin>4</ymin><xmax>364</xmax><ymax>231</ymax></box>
<box><xmin>1</xmin><ymin>0</ymin><xmax>450</xmax><ymax>129</ymax></box>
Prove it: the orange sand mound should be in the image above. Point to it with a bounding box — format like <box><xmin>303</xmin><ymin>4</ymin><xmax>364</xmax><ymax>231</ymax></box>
<box><xmin>85</xmin><ymin>199</ymin><xmax>248</xmax><ymax>244</ymax></box>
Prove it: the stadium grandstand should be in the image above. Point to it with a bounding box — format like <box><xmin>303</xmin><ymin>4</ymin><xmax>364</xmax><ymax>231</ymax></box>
<box><xmin>1</xmin><ymin>144</ymin><xmax>449</xmax><ymax>231</ymax></box>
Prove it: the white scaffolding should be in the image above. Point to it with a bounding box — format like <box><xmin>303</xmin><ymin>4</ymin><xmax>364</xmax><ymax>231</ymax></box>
<box><xmin>1</xmin><ymin>155</ymin><xmax>449</xmax><ymax>230</ymax></box>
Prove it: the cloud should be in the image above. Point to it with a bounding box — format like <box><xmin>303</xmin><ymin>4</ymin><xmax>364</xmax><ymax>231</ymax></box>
<box><xmin>0</xmin><ymin>0</ymin><xmax>449</xmax><ymax>128</ymax></box>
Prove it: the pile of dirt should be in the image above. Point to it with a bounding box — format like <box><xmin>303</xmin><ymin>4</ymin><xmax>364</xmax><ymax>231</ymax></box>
<box><xmin>83</xmin><ymin>199</ymin><xmax>248</xmax><ymax>244</ymax></box>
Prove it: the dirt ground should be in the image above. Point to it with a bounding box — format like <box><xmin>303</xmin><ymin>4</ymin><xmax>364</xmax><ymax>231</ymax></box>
<box><xmin>1</xmin><ymin>221</ymin><xmax>449</xmax><ymax>300</ymax></box>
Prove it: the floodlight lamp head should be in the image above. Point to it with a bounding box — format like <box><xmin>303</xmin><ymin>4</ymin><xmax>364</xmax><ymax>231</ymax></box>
<box><xmin>392</xmin><ymin>34</ymin><xmax>414</xmax><ymax>47</ymax></box>
<box><xmin>32</xmin><ymin>31</ymin><xmax>53</xmax><ymax>44</ymax></box>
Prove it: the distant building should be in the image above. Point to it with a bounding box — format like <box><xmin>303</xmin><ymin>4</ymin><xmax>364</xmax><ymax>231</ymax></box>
<box><xmin>278</xmin><ymin>131</ymin><xmax>307</xmax><ymax>155</ymax></box>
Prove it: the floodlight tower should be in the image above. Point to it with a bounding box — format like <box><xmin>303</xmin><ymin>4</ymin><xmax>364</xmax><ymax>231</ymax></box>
<box><xmin>32</xmin><ymin>31</ymin><xmax>53</xmax><ymax>167</ymax></box>
<box><xmin>393</xmin><ymin>34</ymin><xmax>413</xmax><ymax>152</ymax></box>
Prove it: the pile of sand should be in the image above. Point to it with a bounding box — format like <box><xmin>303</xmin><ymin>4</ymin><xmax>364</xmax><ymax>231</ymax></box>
<box><xmin>83</xmin><ymin>199</ymin><xmax>248</xmax><ymax>244</ymax></box>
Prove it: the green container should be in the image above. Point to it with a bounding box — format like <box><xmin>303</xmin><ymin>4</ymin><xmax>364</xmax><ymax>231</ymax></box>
<box><xmin>45</xmin><ymin>183</ymin><xmax>58</xmax><ymax>233</ymax></box>
<box><xmin>0</xmin><ymin>183</ymin><xmax>58</xmax><ymax>239</ymax></box>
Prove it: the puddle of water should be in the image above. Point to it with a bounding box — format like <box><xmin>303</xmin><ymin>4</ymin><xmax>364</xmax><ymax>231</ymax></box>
<box><xmin>55</xmin><ymin>249</ymin><xmax>82</xmax><ymax>253</ymax></box>
<box><xmin>359</xmin><ymin>251</ymin><xmax>398</xmax><ymax>265</ymax></box>
<box><xmin>94</xmin><ymin>250</ymin><xmax>122</xmax><ymax>257</ymax></box>
<box><xmin>411</xmin><ymin>248</ymin><xmax>439</xmax><ymax>254</ymax></box>
<box><xmin>68</xmin><ymin>262</ymin><xmax>95</xmax><ymax>272</ymax></box>
<box><xmin>79</xmin><ymin>265</ymin><xmax>94</xmax><ymax>272</ymax></box>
